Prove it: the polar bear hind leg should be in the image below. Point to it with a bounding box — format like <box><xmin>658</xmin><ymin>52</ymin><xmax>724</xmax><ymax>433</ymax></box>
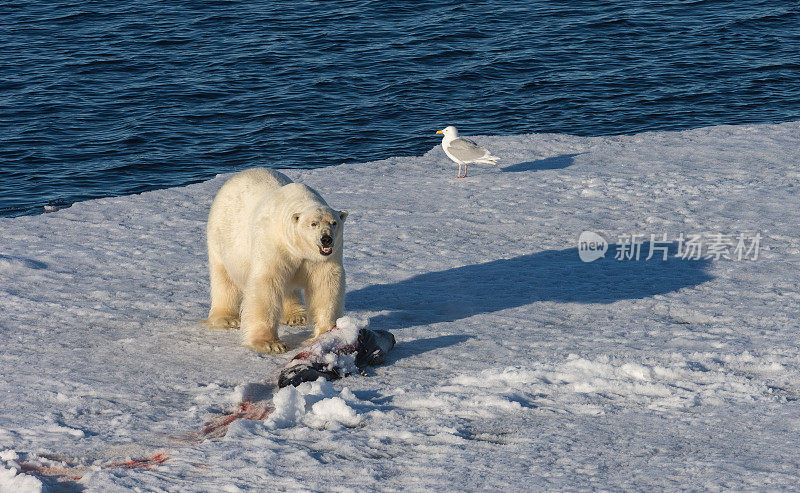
<box><xmin>282</xmin><ymin>289</ymin><xmax>307</xmax><ymax>326</ymax></box>
<box><xmin>207</xmin><ymin>261</ymin><xmax>241</xmax><ymax>329</ymax></box>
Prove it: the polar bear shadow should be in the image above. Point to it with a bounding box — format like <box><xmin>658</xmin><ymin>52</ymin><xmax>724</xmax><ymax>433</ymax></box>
<box><xmin>347</xmin><ymin>242</ymin><xmax>712</xmax><ymax>331</ymax></box>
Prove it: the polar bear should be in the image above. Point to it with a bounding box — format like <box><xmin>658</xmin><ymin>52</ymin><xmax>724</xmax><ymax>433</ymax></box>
<box><xmin>206</xmin><ymin>168</ymin><xmax>347</xmax><ymax>353</ymax></box>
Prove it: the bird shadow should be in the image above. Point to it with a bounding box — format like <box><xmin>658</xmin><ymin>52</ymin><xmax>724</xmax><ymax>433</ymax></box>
<box><xmin>501</xmin><ymin>153</ymin><xmax>581</xmax><ymax>173</ymax></box>
<box><xmin>347</xmin><ymin>243</ymin><xmax>712</xmax><ymax>331</ymax></box>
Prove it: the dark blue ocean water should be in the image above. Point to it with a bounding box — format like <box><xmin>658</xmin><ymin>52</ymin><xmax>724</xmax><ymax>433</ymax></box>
<box><xmin>2</xmin><ymin>1</ymin><xmax>799</xmax><ymax>217</ymax></box>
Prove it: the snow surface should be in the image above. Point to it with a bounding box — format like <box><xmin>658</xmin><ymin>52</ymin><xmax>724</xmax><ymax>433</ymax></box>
<box><xmin>1</xmin><ymin>122</ymin><xmax>800</xmax><ymax>491</ymax></box>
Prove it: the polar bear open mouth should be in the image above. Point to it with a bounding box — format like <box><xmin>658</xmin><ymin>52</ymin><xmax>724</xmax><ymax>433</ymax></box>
<box><xmin>319</xmin><ymin>245</ymin><xmax>333</xmax><ymax>256</ymax></box>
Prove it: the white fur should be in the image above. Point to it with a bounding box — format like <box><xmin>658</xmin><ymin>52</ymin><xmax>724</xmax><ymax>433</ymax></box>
<box><xmin>206</xmin><ymin>168</ymin><xmax>347</xmax><ymax>353</ymax></box>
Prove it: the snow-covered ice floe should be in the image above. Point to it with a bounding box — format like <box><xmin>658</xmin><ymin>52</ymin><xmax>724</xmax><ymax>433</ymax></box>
<box><xmin>1</xmin><ymin>122</ymin><xmax>800</xmax><ymax>490</ymax></box>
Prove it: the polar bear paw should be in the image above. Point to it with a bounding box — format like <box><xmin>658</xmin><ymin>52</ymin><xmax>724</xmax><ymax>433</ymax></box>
<box><xmin>247</xmin><ymin>340</ymin><xmax>289</xmax><ymax>354</ymax></box>
<box><xmin>207</xmin><ymin>314</ymin><xmax>240</xmax><ymax>330</ymax></box>
<box><xmin>282</xmin><ymin>309</ymin><xmax>307</xmax><ymax>327</ymax></box>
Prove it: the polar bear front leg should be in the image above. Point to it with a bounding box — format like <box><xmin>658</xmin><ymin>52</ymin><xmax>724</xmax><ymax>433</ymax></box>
<box><xmin>305</xmin><ymin>262</ymin><xmax>345</xmax><ymax>339</ymax></box>
<box><xmin>240</xmin><ymin>272</ymin><xmax>289</xmax><ymax>354</ymax></box>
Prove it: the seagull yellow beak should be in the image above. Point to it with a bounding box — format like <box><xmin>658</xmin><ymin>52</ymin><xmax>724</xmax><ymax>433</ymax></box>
<box><xmin>436</xmin><ymin>130</ymin><xmax>443</xmax><ymax>134</ymax></box>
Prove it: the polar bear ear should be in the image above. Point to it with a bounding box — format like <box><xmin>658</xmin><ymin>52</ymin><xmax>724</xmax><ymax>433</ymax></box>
<box><xmin>338</xmin><ymin>210</ymin><xmax>348</xmax><ymax>223</ymax></box>
<box><xmin>292</xmin><ymin>213</ymin><xmax>301</xmax><ymax>223</ymax></box>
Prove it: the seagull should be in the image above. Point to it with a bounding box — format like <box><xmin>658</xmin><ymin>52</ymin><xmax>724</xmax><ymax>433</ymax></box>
<box><xmin>436</xmin><ymin>126</ymin><xmax>499</xmax><ymax>178</ymax></box>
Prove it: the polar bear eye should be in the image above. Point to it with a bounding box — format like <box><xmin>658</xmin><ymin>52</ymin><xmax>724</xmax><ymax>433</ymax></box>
<box><xmin>311</xmin><ymin>221</ymin><xmax>318</xmax><ymax>227</ymax></box>
<box><xmin>331</xmin><ymin>221</ymin><xmax>337</xmax><ymax>227</ymax></box>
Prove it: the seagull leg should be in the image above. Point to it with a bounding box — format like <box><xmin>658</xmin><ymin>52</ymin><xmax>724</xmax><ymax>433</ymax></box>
<box><xmin>456</xmin><ymin>164</ymin><xmax>462</xmax><ymax>178</ymax></box>
<box><xmin>464</xmin><ymin>163</ymin><xmax>468</xmax><ymax>177</ymax></box>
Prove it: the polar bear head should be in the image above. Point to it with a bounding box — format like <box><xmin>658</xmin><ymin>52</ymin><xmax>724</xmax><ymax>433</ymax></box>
<box><xmin>291</xmin><ymin>207</ymin><xmax>348</xmax><ymax>260</ymax></box>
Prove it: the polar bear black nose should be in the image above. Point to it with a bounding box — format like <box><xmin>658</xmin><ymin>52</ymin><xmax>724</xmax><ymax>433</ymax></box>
<box><xmin>321</xmin><ymin>234</ymin><xmax>333</xmax><ymax>247</ymax></box>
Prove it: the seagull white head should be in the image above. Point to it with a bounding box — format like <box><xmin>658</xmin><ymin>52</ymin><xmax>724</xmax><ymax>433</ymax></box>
<box><xmin>436</xmin><ymin>126</ymin><xmax>459</xmax><ymax>139</ymax></box>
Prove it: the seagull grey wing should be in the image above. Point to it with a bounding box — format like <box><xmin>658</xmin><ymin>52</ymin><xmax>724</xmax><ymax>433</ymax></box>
<box><xmin>446</xmin><ymin>138</ymin><xmax>487</xmax><ymax>162</ymax></box>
